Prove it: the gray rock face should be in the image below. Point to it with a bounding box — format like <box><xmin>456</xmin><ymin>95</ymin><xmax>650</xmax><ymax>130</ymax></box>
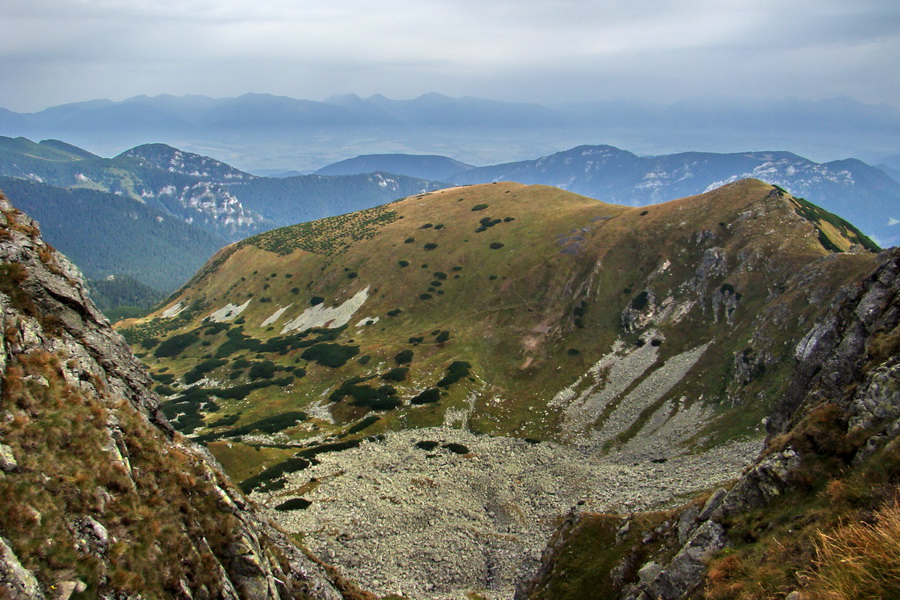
<box><xmin>0</xmin><ymin>442</ymin><xmax>17</xmax><ymax>472</ymax></box>
<box><xmin>712</xmin><ymin>449</ymin><xmax>801</xmax><ymax>520</ymax></box>
<box><xmin>0</xmin><ymin>536</ymin><xmax>43</xmax><ymax>599</ymax></box>
<box><xmin>72</xmin><ymin>516</ymin><xmax>109</xmax><ymax>556</ymax></box>
<box><xmin>772</xmin><ymin>249</ymin><xmax>900</xmax><ymax>434</ymax></box>
<box><xmin>640</xmin><ymin>521</ymin><xmax>727</xmax><ymax>600</ymax></box>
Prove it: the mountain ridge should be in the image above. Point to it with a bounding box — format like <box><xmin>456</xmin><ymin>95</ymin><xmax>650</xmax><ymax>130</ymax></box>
<box><xmin>0</xmin><ymin>137</ymin><xmax>446</xmax><ymax>305</ymax></box>
<box><xmin>318</xmin><ymin>144</ymin><xmax>899</xmax><ymax>246</ymax></box>
<box><xmin>2</xmin><ymin>93</ymin><xmax>898</xmax><ymax>173</ymax></box>
<box><xmin>118</xmin><ymin>178</ymin><xmax>881</xmax><ymax>598</ymax></box>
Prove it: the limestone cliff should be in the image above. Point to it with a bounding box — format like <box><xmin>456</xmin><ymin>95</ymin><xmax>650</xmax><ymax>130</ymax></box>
<box><xmin>0</xmin><ymin>192</ymin><xmax>344</xmax><ymax>599</ymax></box>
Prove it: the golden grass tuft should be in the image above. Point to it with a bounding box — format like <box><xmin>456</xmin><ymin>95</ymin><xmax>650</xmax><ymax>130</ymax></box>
<box><xmin>803</xmin><ymin>500</ymin><xmax>900</xmax><ymax>600</ymax></box>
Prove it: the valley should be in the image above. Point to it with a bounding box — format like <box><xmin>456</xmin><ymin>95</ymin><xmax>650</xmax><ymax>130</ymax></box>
<box><xmin>116</xmin><ymin>178</ymin><xmax>881</xmax><ymax>598</ymax></box>
<box><xmin>257</xmin><ymin>428</ymin><xmax>760</xmax><ymax>599</ymax></box>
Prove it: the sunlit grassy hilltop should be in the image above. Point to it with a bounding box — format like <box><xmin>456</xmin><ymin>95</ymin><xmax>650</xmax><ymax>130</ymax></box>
<box><xmin>120</xmin><ymin>179</ymin><xmax>877</xmax><ymax>483</ymax></box>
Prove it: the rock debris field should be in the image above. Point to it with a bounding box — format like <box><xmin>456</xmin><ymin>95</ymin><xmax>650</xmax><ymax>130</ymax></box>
<box><xmin>255</xmin><ymin>427</ymin><xmax>761</xmax><ymax>600</ymax></box>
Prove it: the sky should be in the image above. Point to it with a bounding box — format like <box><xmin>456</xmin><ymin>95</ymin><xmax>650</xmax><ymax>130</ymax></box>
<box><xmin>1</xmin><ymin>0</ymin><xmax>899</xmax><ymax>112</ymax></box>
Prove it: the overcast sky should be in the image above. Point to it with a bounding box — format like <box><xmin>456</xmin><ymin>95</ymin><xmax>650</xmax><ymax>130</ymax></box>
<box><xmin>1</xmin><ymin>0</ymin><xmax>898</xmax><ymax>112</ymax></box>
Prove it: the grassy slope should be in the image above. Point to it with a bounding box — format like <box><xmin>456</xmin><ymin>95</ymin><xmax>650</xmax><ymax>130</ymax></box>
<box><xmin>120</xmin><ymin>179</ymin><xmax>877</xmax><ymax>481</ymax></box>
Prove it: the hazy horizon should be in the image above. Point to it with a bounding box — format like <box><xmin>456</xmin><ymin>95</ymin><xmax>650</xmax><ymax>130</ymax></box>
<box><xmin>2</xmin><ymin>0</ymin><xmax>898</xmax><ymax>114</ymax></box>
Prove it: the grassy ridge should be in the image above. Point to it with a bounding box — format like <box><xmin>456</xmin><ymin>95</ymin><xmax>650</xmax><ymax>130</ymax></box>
<box><xmin>120</xmin><ymin>179</ymin><xmax>878</xmax><ymax>480</ymax></box>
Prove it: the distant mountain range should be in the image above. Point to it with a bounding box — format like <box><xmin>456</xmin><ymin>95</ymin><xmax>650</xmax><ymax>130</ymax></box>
<box><xmin>315</xmin><ymin>153</ymin><xmax>474</xmax><ymax>181</ymax></box>
<box><xmin>318</xmin><ymin>145</ymin><xmax>900</xmax><ymax>247</ymax></box>
<box><xmin>0</xmin><ymin>136</ymin><xmax>445</xmax><ymax>304</ymax></box>
<box><xmin>2</xmin><ymin>134</ymin><xmax>896</xmax><ymax>317</ymax></box>
<box><xmin>2</xmin><ymin>93</ymin><xmax>898</xmax><ymax>172</ymax></box>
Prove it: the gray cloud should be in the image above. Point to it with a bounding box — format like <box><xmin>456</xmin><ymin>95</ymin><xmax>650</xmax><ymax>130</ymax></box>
<box><xmin>1</xmin><ymin>0</ymin><xmax>897</xmax><ymax>111</ymax></box>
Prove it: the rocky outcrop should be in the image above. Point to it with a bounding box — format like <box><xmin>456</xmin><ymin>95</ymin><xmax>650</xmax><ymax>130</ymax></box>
<box><xmin>0</xmin><ymin>193</ymin><xmax>344</xmax><ymax>599</ymax></box>
<box><xmin>518</xmin><ymin>248</ymin><xmax>900</xmax><ymax>600</ymax></box>
<box><xmin>772</xmin><ymin>248</ymin><xmax>900</xmax><ymax>434</ymax></box>
<box><xmin>628</xmin><ymin>250</ymin><xmax>899</xmax><ymax>600</ymax></box>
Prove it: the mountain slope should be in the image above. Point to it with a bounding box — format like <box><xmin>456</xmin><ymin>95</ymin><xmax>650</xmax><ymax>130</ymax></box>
<box><xmin>0</xmin><ymin>176</ymin><xmax>229</xmax><ymax>294</ymax></box>
<box><xmin>0</xmin><ymin>137</ymin><xmax>448</xmax><ymax>233</ymax></box>
<box><xmin>315</xmin><ymin>154</ymin><xmax>473</xmax><ymax>181</ymax></box>
<box><xmin>451</xmin><ymin>145</ymin><xmax>898</xmax><ymax>246</ymax></box>
<box><xmin>0</xmin><ymin>136</ymin><xmax>268</xmax><ymax>239</ymax></box>
<box><xmin>0</xmin><ymin>191</ymin><xmax>345</xmax><ymax>599</ymax></box>
<box><xmin>128</xmin><ymin>179</ymin><xmax>876</xmax><ymax>447</ymax></box>
<box><xmin>120</xmin><ymin>179</ymin><xmax>879</xmax><ymax>599</ymax></box>
<box><xmin>0</xmin><ymin>137</ymin><xmax>448</xmax><ymax>302</ymax></box>
<box><xmin>520</xmin><ymin>247</ymin><xmax>900</xmax><ymax>600</ymax></box>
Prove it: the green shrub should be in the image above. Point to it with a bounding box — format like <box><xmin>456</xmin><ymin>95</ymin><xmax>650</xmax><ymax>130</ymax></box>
<box><xmin>348</xmin><ymin>415</ymin><xmax>381</xmax><ymax>434</ymax></box>
<box><xmin>154</xmin><ymin>332</ymin><xmax>200</xmax><ymax>358</ymax></box>
<box><xmin>472</xmin><ymin>204</ymin><xmax>489</xmax><ymax>211</ymax></box>
<box><xmin>248</xmin><ymin>360</ymin><xmax>277</xmax><ymax>380</ymax></box>
<box><xmin>201</xmin><ymin>322</ymin><xmax>230</xmax><ymax>336</ymax></box>
<box><xmin>443</xmin><ymin>443</ymin><xmax>470</xmax><ymax>455</ymax></box>
<box><xmin>211</xmin><ymin>376</ymin><xmax>295</xmax><ymax>401</ymax></box>
<box><xmin>630</xmin><ymin>291</ymin><xmax>650</xmax><ymax>310</ymax></box>
<box><xmin>411</xmin><ymin>388</ymin><xmax>441</xmax><ymax>405</ymax></box>
<box><xmin>437</xmin><ymin>361</ymin><xmax>471</xmax><ymax>388</ymax></box>
<box><xmin>415</xmin><ymin>440</ymin><xmax>440</xmax><ymax>451</ymax></box>
<box><xmin>398</xmin><ymin>260</ymin><xmax>410</xmax><ymax>267</ymax></box>
<box><xmin>424</xmin><ymin>243</ymin><xmax>438</xmax><ymax>250</ymax></box>
<box><xmin>381</xmin><ymin>367</ymin><xmax>409</xmax><ymax>382</ymax></box>
<box><xmin>209</xmin><ymin>414</ymin><xmax>240</xmax><ymax>427</ymax></box>
<box><xmin>573</xmin><ymin>300</ymin><xmax>587</xmax><ymax>317</ymax></box>
<box><xmin>294</xmin><ymin>439</ymin><xmax>362</xmax><ymax>461</ymax></box>
<box><xmin>435</xmin><ymin>330</ymin><xmax>450</xmax><ymax>343</ymax></box>
<box><xmin>301</xmin><ymin>343</ymin><xmax>360</xmax><ymax>368</ymax></box>
<box><xmin>275</xmin><ymin>498</ymin><xmax>311</xmax><ymax>511</ymax></box>
<box><xmin>310</xmin><ymin>296</ymin><xmax>325</xmax><ymax>305</ymax></box>
<box><xmin>490</xmin><ymin>242</ymin><xmax>504</xmax><ymax>249</ymax></box>
<box><xmin>395</xmin><ymin>349</ymin><xmax>414</xmax><ymax>364</ymax></box>
<box><xmin>329</xmin><ymin>379</ymin><xmax>401</xmax><ymax>410</ymax></box>
<box><xmin>154</xmin><ymin>384</ymin><xmax>176</xmax><ymax>396</ymax></box>
<box><xmin>196</xmin><ymin>410</ymin><xmax>307</xmax><ymax>443</ymax></box>
<box><xmin>239</xmin><ymin>457</ymin><xmax>312</xmax><ymax>493</ymax></box>
<box><xmin>183</xmin><ymin>358</ymin><xmax>228</xmax><ymax>384</ymax></box>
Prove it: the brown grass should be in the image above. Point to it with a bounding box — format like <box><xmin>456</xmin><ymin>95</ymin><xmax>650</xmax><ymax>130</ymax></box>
<box><xmin>802</xmin><ymin>500</ymin><xmax>900</xmax><ymax>600</ymax></box>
